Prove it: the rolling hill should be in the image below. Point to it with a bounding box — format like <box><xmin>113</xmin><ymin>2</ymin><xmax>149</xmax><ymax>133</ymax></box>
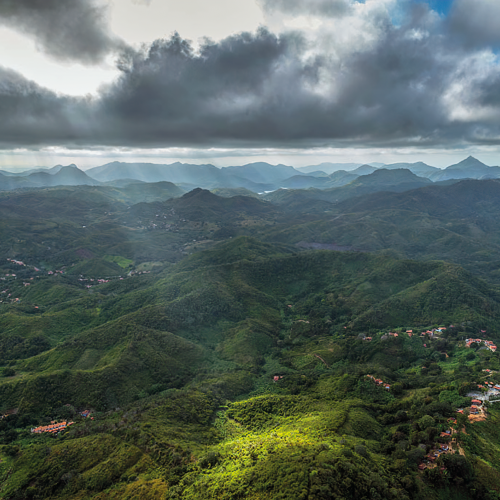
<box><xmin>264</xmin><ymin>168</ymin><xmax>433</xmax><ymax>208</ymax></box>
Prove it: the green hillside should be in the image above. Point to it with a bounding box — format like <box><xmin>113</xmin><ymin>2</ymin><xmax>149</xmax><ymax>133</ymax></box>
<box><xmin>259</xmin><ymin>180</ymin><xmax>500</xmax><ymax>283</ymax></box>
<box><xmin>1</xmin><ymin>184</ymin><xmax>500</xmax><ymax>499</ymax></box>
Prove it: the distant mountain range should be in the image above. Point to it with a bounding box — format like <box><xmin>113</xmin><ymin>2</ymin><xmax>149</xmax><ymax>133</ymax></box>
<box><xmin>1</xmin><ymin>156</ymin><xmax>499</xmax><ymax>194</ymax></box>
<box><xmin>262</xmin><ymin>168</ymin><xmax>433</xmax><ymax>212</ymax></box>
<box><xmin>0</xmin><ymin>164</ymin><xmax>99</xmax><ymax>190</ymax></box>
<box><xmin>428</xmin><ymin>156</ymin><xmax>500</xmax><ymax>182</ymax></box>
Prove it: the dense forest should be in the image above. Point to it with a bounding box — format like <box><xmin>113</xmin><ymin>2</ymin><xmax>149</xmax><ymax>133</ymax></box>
<box><xmin>1</xmin><ymin>179</ymin><xmax>500</xmax><ymax>499</ymax></box>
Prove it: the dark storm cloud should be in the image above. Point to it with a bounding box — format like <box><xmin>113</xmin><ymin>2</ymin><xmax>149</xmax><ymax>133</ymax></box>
<box><xmin>477</xmin><ymin>73</ymin><xmax>500</xmax><ymax>107</ymax></box>
<box><xmin>92</xmin><ymin>22</ymin><xmax>473</xmax><ymax>148</ymax></box>
<box><xmin>0</xmin><ymin>66</ymin><xmax>96</xmax><ymax>147</ymax></box>
<box><xmin>0</xmin><ymin>0</ymin><xmax>123</xmax><ymax>63</ymax></box>
<box><xmin>447</xmin><ymin>0</ymin><xmax>500</xmax><ymax>49</ymax></box>
<box><xmin>1</xmin><ymin>2</ymin><xmax>500</xmax><ymax>149</ymax></box>
<box><xmin>98</xmin><ymin>29</ymin><xmax>318</xmax><ymax>145</ymax></box>
<box><xmin>257</xmin><ymin>0</ymin><xmax>352</xmax><ymax>17</ymax></box>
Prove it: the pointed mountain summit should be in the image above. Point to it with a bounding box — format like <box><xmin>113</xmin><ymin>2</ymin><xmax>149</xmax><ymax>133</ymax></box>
<box><xmin>27</xmin><ymin>164</ymin><xmax>100</xmax><ymax>187</ymax></box>
<box><xmin>429</xmin><ymin>156</ymin><xmax>500</xmax><ymax>182</ymax></box>
<box><xmin>446</xmin><ymin>156</ymin><xmax>488</xmax><ymax>170</ymax></box>
<box><xmin>0</xmin><ymin>164</ymin><xmax>100</xmax><ymax>190</ymax></box>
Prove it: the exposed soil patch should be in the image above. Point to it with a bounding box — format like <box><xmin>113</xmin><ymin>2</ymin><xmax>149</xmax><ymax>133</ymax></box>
<box><xmin>76</xmin><ymin>248</ymin><xmax>94</xmax><ymax>259</ymax></box>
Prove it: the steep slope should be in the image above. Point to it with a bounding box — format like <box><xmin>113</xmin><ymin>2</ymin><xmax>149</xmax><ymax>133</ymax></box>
<box><xmin>326</xmin><ymin>170</ymin><xmax>359</xmax><ymax>187</ymax></box>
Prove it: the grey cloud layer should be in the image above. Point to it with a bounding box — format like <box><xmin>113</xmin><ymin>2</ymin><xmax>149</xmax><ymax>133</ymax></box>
<box><xmin>1</xmin><ymin>1</ymin><xmax>500</xmax><ymax>149</ymax></box>
<box><xmin>257</xmin><ymin>0</ymin><xmax>352</xmax><ymax>17</ymax></box>
<box><xmin>448</xmin><ymin>0</ymin><xmax>500</xmax><ymax>49</ymax></box>
<box><xmin>0</xmin><ymin>0</ymin><xmax>122</xmax><ymax>63</ymax></box>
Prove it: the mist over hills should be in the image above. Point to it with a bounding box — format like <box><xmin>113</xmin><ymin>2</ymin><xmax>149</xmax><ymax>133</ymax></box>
<box><xmin>1</xmin><ymin>156</ymin><xmax>500</xmax><ymax>195</ymax></box>
<box><xmin>263</xmin><ymin>168</ymin><xmax>434</xmax><ymax>211</ymax></box>
<box><xmin>0</xmin><ymin>164</ymin><xmax>100</xmax><ymax>190</ymax></box>
<box><xmin>429</xmin><ymin>156</ymin><xmax>500</xmax><ymax>182</ymax></box>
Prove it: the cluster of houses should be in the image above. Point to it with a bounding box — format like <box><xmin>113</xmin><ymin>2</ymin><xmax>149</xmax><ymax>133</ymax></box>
<box><xmin>470</xmin><ymin>399</ymin><xmax>483</xmax><ymax>415</ymax></box>
<box><xmin>418</xmin><ymin>443</ymin><xmax>451</xmax><ymax>471</ymax></box>
<box><xmin>6</xmin><ymin>258</ymin><xmax>40</xmax><ymax>273</ymax></box>
<box><xmin>477</xmin><ymin>380</ymin><xmax>500</xmax><ymax>392</ymax></box>
<box><xmin>79</xmin><ymin>277</ymin><xmax>111</xmax><ymax>289</ymax></box>
<box><xmin>420</xmin><ymin>327</ymin><xmax>446</xmax><ymax>339</ymax></box>
<box><xmin>418</xmin><ymin>418</ymin><xmax>457</xmax><ymax>471</ymax></box>
<box><xmin>456</xmin><ymin>398</ymin><xmax>488</xmax><ymax>419</ymax></box>
<box><xmin>31</xmin><ymin>421</ymin><xmax>74</xmax><ymax>435</ymax></box>
<box><xmin>30</xmin><ymin>409</ymin><xmax>93</xmax><ymax>435</ymax></box>
<box><xmin>366</xmin><ymin>374</ymin><xmax>391</xmax><ymax>390</ymax></box>
<box><xmin>364</xmin><ymin>327</ymin><xmax>447</xmax><ymax>341</ymax></box>
<box><xmin>3</xmin><ymin>257</ymin><xmax>68</xmax><ymax>291</ymax></box>
<box><xmin>465</xmin><ymin>338</ymin><xmax>497</xmax><ymax>352</ymax></box>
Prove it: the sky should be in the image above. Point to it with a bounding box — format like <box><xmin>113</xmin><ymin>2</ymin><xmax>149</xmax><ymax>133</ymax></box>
<box><xmin>1</xmin><ymin>0</ymin><xmax>500</xmax><ymax>170</ymax></box>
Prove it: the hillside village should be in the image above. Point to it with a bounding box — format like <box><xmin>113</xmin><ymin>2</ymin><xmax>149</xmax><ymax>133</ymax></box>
<box><xmin>357</xmin><ymin>325</ymin><xmax>500</xmax><ymax>474</ymax></box>
<box><xmin>465</xmin><ymin>337</ymin><xmax>497</xmax><ymax>352</ymax></box>
<box><xmin>0</xmin><ymin>256</ymin><xmax>152</xmax><ymax>305</ymax></box>
<box><xmin>30</xmin><ymin>409</ymin><xmax>92</xmax><ymax>436</ymax></box>
<box><xmin>361</xmin><ymin>325</ymin><xmax>500</xmax><ymax>415</ymax></box>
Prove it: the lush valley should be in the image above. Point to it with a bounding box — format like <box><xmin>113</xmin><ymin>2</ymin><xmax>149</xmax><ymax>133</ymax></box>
<box><xmin>1</xmin><ymin>166</ymin><xmax>500</xmax><ymax>499</ymax></box>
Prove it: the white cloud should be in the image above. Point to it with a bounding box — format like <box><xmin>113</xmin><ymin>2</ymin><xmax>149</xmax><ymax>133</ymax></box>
<box><xmin>0</xmin><ymin>27</ymin><xmax>120</xmax><ymax>96</ymax></box>
<box><xmin>109</xmin><ymin>0</ymin><xmax>264</xmax><ymax>47</ymax></box>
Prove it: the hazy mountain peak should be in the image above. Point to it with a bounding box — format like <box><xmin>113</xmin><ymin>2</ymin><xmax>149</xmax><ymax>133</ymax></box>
<box><xmin>448</xmin><ymin>156</ymin><xmax>487</xmax><ymax>170</ymax></box>
<box><xmin>58</xmin><ymin>164</ymin><xmax>80</xmax><ymax>172</ymax></box>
